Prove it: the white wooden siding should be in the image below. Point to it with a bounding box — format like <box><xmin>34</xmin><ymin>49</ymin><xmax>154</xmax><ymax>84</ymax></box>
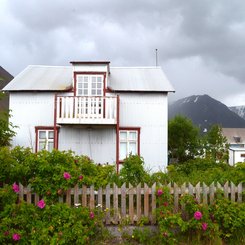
<box><xmin>119</xmin><ymin>93</ymin><xmax>168</xmax><ymax>172</ymax></box>
<box><xmin>9</xmin><ymin>91</ymin><xmax>169</xmax><ymax>171</ymax></box>
<box><xmin>58</xmin><ymin>127</ymin><xmax>116</xmax><ymax>164</ymax></box>
<box><xmin>228</xmin><ymin>149</ymin><xmax>245</xmax><ymax>165</ymax></box>
<box><xmin>9</xmin><ymin>93</ymin><xmax>55</xmax><ymax>150</ymax></box>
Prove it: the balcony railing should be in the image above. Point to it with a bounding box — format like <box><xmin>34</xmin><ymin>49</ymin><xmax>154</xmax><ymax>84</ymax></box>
<box><xmin>56</xmin><ymin>96</ymin><xmax>117</xmax><ymax>125</ymax></box>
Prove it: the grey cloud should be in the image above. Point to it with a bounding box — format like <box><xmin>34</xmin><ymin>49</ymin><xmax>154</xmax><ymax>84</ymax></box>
<box><xmin>1</xmin><ymin>0</ymin><xmax>245</xmax><ymax>105</ymax></box>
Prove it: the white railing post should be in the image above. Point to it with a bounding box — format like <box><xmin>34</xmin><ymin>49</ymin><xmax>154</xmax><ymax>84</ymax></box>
<box><xmin>56</xmin><ymin>96</ymin><xmax>118</xmax><ymax>123</ymax></box>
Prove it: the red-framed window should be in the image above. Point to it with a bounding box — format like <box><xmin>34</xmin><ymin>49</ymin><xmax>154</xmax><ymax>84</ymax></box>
<box><xmin>35</xmin><ymin>127</ymin><xmax>58</xmax><ymax>152</ymax></box>
<box><xmin>119</xmin><ymin>127</ymin><xmax>140</xmax><ymax>161</ymax></box>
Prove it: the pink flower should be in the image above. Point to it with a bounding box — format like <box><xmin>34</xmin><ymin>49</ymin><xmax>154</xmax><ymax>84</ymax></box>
<box><xmin>90</xmin><ymin>212</ymin><xmax>94</xmax><ymax>219</ymax></box>
<box><xmin>63</xmin><ymin>172</ymin><xmax>71</xmax><ymax>179</ymax></box>
<box><xmin>12</xmin><ymin>233</ymin><xmax>21</xmax><ymax>241</ymax></box>
<box><xmin>157</xmin><ymin>189</ymin><xmax>163</xmax><ymax>196</ymax></box>
<box><xmin>194</xmin><ymin>211</ymin><xmax>202</xmax><ymax>220</ymax></box>
<box><xmin>12</xmin><ymin>182</ymin><xmax>19</xmax><ymax>193</ymax></box>
<box><xmin>79</xmin><ymin>175</ymin><xmax>83</xmax><ymax>180</ymax></box>
<box><xmin>4</xmin><ymin>231</ymin><xmax>9</xmax><ymax>236</ymax></box>
<box><xmin>37</xmin><ymin>199</ymin><xmax>46</xmax><ymax>209</ymax></box>
<box><xmin>202</xmin><ymin>222</ymin><xmax>208</xmax><ymax>231</ymax></box>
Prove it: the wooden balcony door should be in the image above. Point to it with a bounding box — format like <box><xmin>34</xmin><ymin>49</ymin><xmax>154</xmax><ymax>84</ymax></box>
<box><xmin>76</xmin><ymin>75</ymin><xmax>103</xmax><ymax>97</ymax></box>
<box><xmin>76</xmin><ymin>75</ymin><xmax>104</xmax><ymax>117</ymax></box>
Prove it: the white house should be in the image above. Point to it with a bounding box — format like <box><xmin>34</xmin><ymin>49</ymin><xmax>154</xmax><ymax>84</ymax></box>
<box><xmin>222</xmin><ymin>128</ymin><xmax>245</xmax><ymax>165</ymax></box>
<box><xmin>3</xmin><ymin>61</ymin><xmax>174</xmax><ymax>172</ymax></box>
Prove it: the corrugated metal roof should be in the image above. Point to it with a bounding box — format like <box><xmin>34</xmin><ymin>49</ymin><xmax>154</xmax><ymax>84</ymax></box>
<box><xmin>3</xmin><ymin>65</ymin><xmax>175</xmax><ymax>92</ymax></box>
<box><xmin>109</xmin><ymin>67</ymin><xmax>174</xmax><ymax>92</ymax></box>
<box><xmin>3</xmin><ymin>65</ymin><xmax>73</xmax><ymax>91</ymax></box>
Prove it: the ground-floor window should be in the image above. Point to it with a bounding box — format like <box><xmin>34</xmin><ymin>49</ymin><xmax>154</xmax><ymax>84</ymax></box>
<box><xmin>35</xmin><ymin>127</ymin><xmax>57</xmax><ymax>152</ymax></box>
<box><xmin>119</xmin><ymin>127</ymin><xmax>140</xmax><ymax>161</ymax></box>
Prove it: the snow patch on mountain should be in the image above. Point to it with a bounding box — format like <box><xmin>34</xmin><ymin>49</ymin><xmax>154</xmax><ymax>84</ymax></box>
<box><xmin>229</xmin><ymin>106</ymin><xmax>245</xmax><ymax>120</ymax></box>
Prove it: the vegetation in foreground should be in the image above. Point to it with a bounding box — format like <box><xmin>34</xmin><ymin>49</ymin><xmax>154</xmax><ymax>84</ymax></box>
<box><xmin>0</xmin><ymin>148</ymin><xmax>244</xmax><ymax>244</ymax></box>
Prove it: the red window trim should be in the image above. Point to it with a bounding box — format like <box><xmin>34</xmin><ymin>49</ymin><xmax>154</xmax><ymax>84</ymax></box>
<box><xmin>73</xmin><ymin>72</ymin><xmax>107</xmax><ymax>97</ymax></box>
<box><xmin>35</xmin><ymin>126</ymin><xmax>59</xmax><ymax>153</ymax></box>
<box><xmin>118</xmin><ymin>127</ymin><xmax>141</xmax><ymax>164</ymax></box>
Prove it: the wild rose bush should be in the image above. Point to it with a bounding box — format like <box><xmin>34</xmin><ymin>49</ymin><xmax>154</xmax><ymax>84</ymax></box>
<box><xmin>0</xmin><ymin>202</ymin><xmax>100</xmax><ymax>244</ymax></box>
<box><xmin>156</xmin><ymin>187</ymin><xmax>244</xmax><ymax>244</ymax></box>
<box><xmin>0</xmin><ymin>147</ymin><xmax>118</xmax><ymax>204</ymax></box>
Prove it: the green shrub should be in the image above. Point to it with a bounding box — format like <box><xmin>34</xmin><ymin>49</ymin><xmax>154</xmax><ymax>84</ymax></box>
<box><xmin>119</xmin><ymin>154</ymin><xmax>150</xmax><ymax>186</ymax></box>
<box><xmin>210</xmin><ymin>196</ymin><xmax>245</xmax><ymax>243</ymax></box>
<box><xmin>0</xmin><ymin>202</ymin><xmax>100</xmax><ymax>244</ymax></box>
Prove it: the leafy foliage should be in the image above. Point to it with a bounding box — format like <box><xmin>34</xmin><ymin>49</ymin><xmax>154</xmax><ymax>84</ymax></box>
<box><xmin>0</xmin><ymin>202</ymin><xmax>99</xmax><ymax>244</ymax></box>
<box><xmin>119</xmin><ymin>154</ymin><xmax>150</xmax><ymax>186</ymax></box>
<box><xmin>168</xmin><ymin>115</ymin><xmax>201</xmax><ymax>162</ymax></box>
<box><xmin>167</xmin><ymin>158</ymin><xmax>245</xmax><ymax>185</ymax></box>
<box><xmin>202</xmin><ymin>124</ymin><xmax>229</xmax><ymax>163</ymax></box>
<box><xmin>0</xmin><ymin>111</ymin><xmax>16</xmax><ymax>147</ymax></box>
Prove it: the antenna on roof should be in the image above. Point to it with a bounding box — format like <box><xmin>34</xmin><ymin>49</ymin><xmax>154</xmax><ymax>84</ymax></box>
<box><xmin>155</xmin><ymin>49</ymin><xmax>158</xmax><ymax>67</ymax></box>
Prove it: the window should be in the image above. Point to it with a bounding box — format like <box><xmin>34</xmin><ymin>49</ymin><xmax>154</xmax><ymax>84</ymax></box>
<box><xmin>37</xmin><ymin>129</ymin><xmax>54</xmax><ymax>152</ymax></box>
<box><xmin>119</xmin><ymin>129</ymin><xmax>140</xmax><ymax>161</ymax></box>
<box><xmin>76</xmin><ymin>75</ymin><xmax>103</xmax><ymax>96</ymax></box>
<box><xmin>233</xmin><ymin>136</ymin><xmax>241</xmax><ymax>143</ymax></box>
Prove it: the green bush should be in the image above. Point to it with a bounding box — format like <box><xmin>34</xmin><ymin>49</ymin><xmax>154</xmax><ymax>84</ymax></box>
<box><xmin>119</xmin><ymin>154</ymin><xmax>150</xmax><ymax>186</ymax></box>
<box><xmin>0</xmin><ymin>202</ymin><xmax>100</xmax><ymax>244</ymax></box>
<box><xmin>210</xmin><ymin>196</ymin><xmax>245</xmax><ymax>243</ymax></box>
<box><xmin>166</xmin><ymin>158</ymin><xmax>245</xmax><ymax>185</ymax></box>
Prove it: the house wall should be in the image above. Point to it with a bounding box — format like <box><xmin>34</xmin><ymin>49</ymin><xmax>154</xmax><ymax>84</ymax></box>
<box><xmin>119</xmin><ymin>93</ymin><xmax>168</xmax><ymax>172</ymax></box>
<box><xmin>9</xmin><ymin>92</ymin><xmax>117</xmax><ymax>164</ymax></box>
<box><xmin>58</xmin><ymin>126</ymin><xmax>116</xmax><ymax>163</ymax></box>
<box><xmin>9</xmin><ymin>91</ymin><xmax>169</xmax><ymax>171</ymax></box>
<box><xmin>229</xmin><ymin>149</ymin><xmax>245</xmax><ymax>165</ymax></box>
<box><xmin>9</xmin><ymin>93</ymin><xmax>55</xmax><ymax>150</ymax></box>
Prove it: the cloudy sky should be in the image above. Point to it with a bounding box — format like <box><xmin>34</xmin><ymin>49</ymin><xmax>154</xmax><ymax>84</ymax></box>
<box><xmin>1</xmin><ymin>0</ymin><xmax>245</xmax><ymax>106</ymax></box>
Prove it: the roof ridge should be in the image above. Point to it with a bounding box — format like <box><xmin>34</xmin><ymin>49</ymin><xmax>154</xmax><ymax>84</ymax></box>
<box><xmin>28</xmin><ymin>65</ymin><xmax>71</xmax><ymax>68</ymax></box>
<box><xmin>111</xmin><ymin>66</ymin><xmax>162</xmax><ymax>69</ymax></box>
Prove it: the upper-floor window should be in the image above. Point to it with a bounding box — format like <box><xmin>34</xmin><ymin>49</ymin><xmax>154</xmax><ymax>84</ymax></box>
<box><xmin>76</xmin><ymin>75</ymin><xmax>103</xmax><ymax>96</ymax></box>
<box><xmin>119</xmin><ymin>129</ymin><xmax>140</xmax><ymax>161</ymax></box>
<box><xmin>233</xmin><ymin>136</ymin><xmax>241</xmax><ymax>143</ymax></box>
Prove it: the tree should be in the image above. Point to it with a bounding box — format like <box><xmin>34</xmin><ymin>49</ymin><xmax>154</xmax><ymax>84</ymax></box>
<box><xmin>0</xmin><ymin>111</ymin><xmax>16</xmax><ymax>147</ymax></box>
<box><xmin>168</xmin><ymin>116</ymin><xmax>201</xmax><ymax>163</ymax></box>
<box><xmin>202</xmin><ymin>125</ymin><xmax>229</xmax><ymax>163</ymax></box>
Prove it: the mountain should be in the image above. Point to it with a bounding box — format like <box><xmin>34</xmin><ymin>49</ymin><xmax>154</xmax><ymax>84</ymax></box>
<box><xmin>169</xmin><ymin>94</ymin><xmax>245</xmax><ymax>132</ymax></box>
<box><xmin>0</xmin><ymin>66</ymin><xmax>13</xmax><ymax>112</ymax></box>
<box><xmin>229</xmin><ymin>106</ymin><xmax>245</xmax><ymax>120</ymax></box>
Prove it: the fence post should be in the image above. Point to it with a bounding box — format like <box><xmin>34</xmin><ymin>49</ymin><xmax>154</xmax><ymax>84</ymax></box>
<box><xmin>105</xmin><ymin>184</ymin><xmax>111</xmax><ymax>225</ymax></box>
<box><xmin>129</xmin><ymin>183</ymin><xmax>134</xmax><ymax>224</ymax></box>
<box><xmin>237</xmin><ymin>182</ymin><xmax>243</xmax><ymax>203</ymax></box>
<box><xmin>82</xmin><ymin>185</ymin><xmax>87</xmax><ymax>207</ymax></box>
<box><xmin>203</xmin><ymin>183</ymin><xmax>208</xmax><ymax>205</ymax></box>
<box><xmin>144</xmin><ymin>183</ymin><xmax>149</xmax><ymax>220</ymax></box>
<box><xmin>90</xmin><ymin>185</ymin><xmax>95</xmax><ymax>209</ymax></box>
<box><xmin>121</xmin><ymin>183</ymin><xmax>126</xmax><ymax>222</ymax></box>
<box><xmin>174</xmin><ymin>183</ymin><xmax>179</xmax><ymax>212</ymax></box>
<box><xmin>151</xmin><ymin>183</ymin><xmax>156</xmax><ymax>224</ymax></box>
<box><xmin>210</xmin><ymin>182</ymin><xmax>215</xmax><ymax>204</ymax></box>
<box><xmin>136</xmin><ymin>183</ymin><xmax>141</xmax><ymax>223</ymax></box>
<box><xmin>113</xmin><ymin>183</ymin><xmax>119</xmax><ymax>224</ymax></box>
<box><xmin>195</xmin><ymin>182</ymin><xmax>201</xmax><ymax>203</ymax></box>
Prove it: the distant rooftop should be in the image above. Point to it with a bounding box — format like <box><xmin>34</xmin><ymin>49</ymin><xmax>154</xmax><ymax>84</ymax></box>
<box><xmin>222</xmin><ymin>128</ymin><xmax>245</xmax><ymax>144</ymax></box>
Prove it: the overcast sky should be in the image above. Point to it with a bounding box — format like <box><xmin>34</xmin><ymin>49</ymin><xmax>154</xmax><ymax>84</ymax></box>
<box><xmin>1</xmin><ymin>0</ymin><xmax>245</xmax><ymax>106</ymax></box>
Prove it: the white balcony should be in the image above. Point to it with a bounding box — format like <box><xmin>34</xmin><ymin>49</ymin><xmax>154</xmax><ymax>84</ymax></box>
<box><xmin>56</xmin><ymin>96</ymin><xmax>118</xmax><ymax>125</ymax></box>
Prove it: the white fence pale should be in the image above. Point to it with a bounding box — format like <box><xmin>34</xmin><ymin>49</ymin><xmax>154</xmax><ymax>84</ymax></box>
<box><xmin>18</xmin><ymin>182</ymin><xmax>244</xmax><ymax>225</ymax></box>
